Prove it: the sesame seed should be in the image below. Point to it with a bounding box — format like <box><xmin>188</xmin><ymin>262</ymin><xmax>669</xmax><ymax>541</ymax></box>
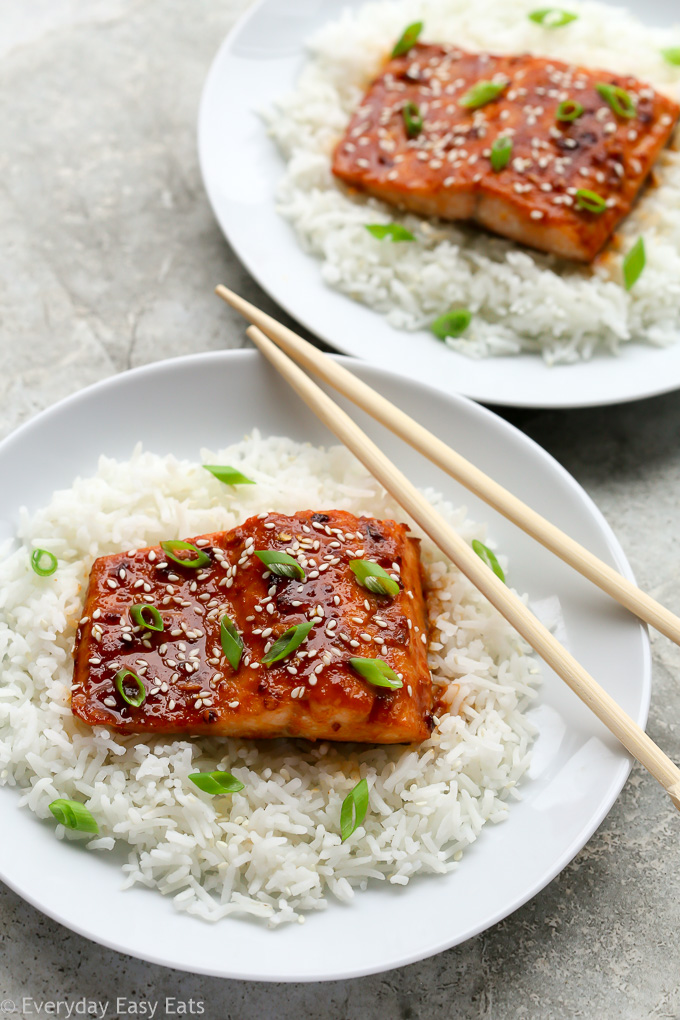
<box><xmin>148</xmin><ymin>551</ymin><xmax>156</xmax><ymax>562</ymax></box>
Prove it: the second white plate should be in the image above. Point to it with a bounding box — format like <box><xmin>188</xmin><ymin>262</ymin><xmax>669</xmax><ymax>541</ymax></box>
<box><xmin>198</xmin><ymin>0</ymin><xmax>680</xmax><ymax>409</ymax></box>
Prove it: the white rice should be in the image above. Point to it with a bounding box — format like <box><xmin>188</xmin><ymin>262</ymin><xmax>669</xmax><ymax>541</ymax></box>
<box><xmin>0</xmin><ymin>434</ymin><xmax>539</xmax><ymax>926</ymax></box>
<box><xmin>265</xmin><ymin>0</ymin><xmax>680</xmax><ymax>364</ymax></box>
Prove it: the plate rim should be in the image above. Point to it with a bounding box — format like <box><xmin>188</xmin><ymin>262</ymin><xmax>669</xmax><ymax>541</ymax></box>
<box><xmin>197</xmin><ymin>0</ymin><xmax>680</xmax><ymax>411</ymax></box>
<box><xmin>0</xmin><ymin>348</ymin><xmax>652</xmax><ymax>981</ymax></box>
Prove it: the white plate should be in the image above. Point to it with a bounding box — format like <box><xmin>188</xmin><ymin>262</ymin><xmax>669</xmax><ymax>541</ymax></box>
<box><xmin>0</xmin><ymin>351</ymin><xmax>649</xmax><ymax>980</ymax></box>
<box><xmin>198</xmin><ymin>0</ymin><xmax>680</xmax><ymax>409</ymax></box>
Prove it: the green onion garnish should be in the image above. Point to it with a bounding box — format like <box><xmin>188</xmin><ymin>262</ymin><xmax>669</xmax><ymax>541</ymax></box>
<box><xmin>472</xmin><ymin>539</ymin><xmax>506</xmax><ymax>583</ymax></box>
<box><xmin>661</xmin><ymin>48</ymin><xmax>680</xmax><ymax>66</ymax></box>
<box><xmin>490</xmin><ymin>135</ymin><xmax>513</xmax><ymax>171</ymax></box>
<box><xmin>255</xmin><ymin>549</ymin><xmax>305</xmax><ymax>581</ymax></box>
<box><xmin>349</xmin><ymin>657</ymin><xmax>403</xmax><ymax>690</ymax></box>
<box><xmin>189</xmin><ymin>770</ymin><xmax>245</xmax><ymax>795</ymax></box>
<box><xmin>528</xmin><ymin>8</ymin><xmax>578</xmax><ymax>27</ymax></box>
<box><xmin>575</xmin><ymin>189</ymin><xmax>608</xmax><ymax>214</ymax></box>
<box><xmin>262</xmin><ymin>620</ymin><xmax>315</xmax><ymax>666</ymax></box>
<box><xmin>402</xmin><ymin>101</ymin><xmax>423</xmax><ymax>138</ymax></box>
<box><xmin>431</xmin><ymin>309</ymin><xmax>472</xmax><ymax>340</ymax></box>
<box><xmin>31</xmin><ymin>549</ymin><xmax>57</xmax><ymax>576</ymax></box>
<box><xmin>391</xmin><ymin>21</ymin><xmax>423</xmax><ymax>58</ymax></box>
<box><xmin>160</xmin><ymin>540</ymin><xmax>211</xmax><ymax>569</ymax></box>
<box><xmin>556</xmin><ymin>99</ymin><xmax>584</xmax><ymax>122</ymax></box>
<box><xmin>596</xmin><ymin>83</ymin><xmax>636</xmax><ymax>119</ymax></box>
<box><xmin>49</xmin><ymin>799</ymin><xmax>99</xmax><ymax>834</ymax></box>
<box><xmin>130</xmin><ymin>604</ymin><xmax>164</xmax><ymax>632</ymax></box>
<box><xmin>459</xmin><ymin>79</ymin><xmax>508</xmax><ymax>109</ymax></box>
<box><xmin>349</xmin><ymin>559</ymin><xmax>400</xmax><ymax>597</ymax></box>
<box><xmin>114</xmin><ymin>668</ymin><xmax>146</xmax><ymax>707</ymax></box>
<box><xmin>340</xmin><ymin>777</ymin><xmax>369</xmax><ymax>842</ymax></box>
<box><xmin>623</xmin><ymin>236</ymin><xmax>646</xmax><ymax>291</ymax></box>
<box><xmin>220</xmin><ymin>614</ymin><xmax>244</xmax><ymax>671</ymax></box>
<box><xmin>203</xmin><ymin>464</ymin><xmax>254</xmax><ymax>485</ymax></box>
<box><xmin>365</xmin><ymin>223</ymin><xmax>415</xmax><ymax>242</ymax></box>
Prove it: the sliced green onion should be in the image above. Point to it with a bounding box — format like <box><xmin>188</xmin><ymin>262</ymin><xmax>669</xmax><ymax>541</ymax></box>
<box><xmin>490</xmin><ymin>135</ymin><xmax>513</xmax><ymax>171</ymax></box>
<box><xmin>391</xmin><ymin>21</ymin><xmax>423</xmax><ymax>58</ymax></box>
<box><xmin>459</xmin><ymin>79</ymin><xmax>508</xmax><ymax>109</ymax></box>
<box><xmin>114</xmin><ymin>668</ymin><xmax>146</xmax><ymax>707</ymax></box>
<box><xmin>189</xmin><ymin>770</ymin><xmax>244</xmax><ymax>795</ymax></box>
<box><xmin>340</xmin><ymin>777</ymin><xmax>369</xmax><ymax>842</ymax></box>
<box><xmin>575</xmin><ymin>189</ymin><xmax>607</xmax><ymax>214</ymax></box>
<box><xmin>349</xmin><ymin>657</ymin><xmax>403</xmax><ymax>690</ymax></box>
<box><xmin>349</xmin><ymin>559</ymin><xmax>400</xmax><ymax>597</ymax></box>
<box><xmin>402</xmin><ymin>101</ymin><xmax>423</xmax><ymax>138</ymax></box>
<box><xmin>203</xmin><ymin>464</ymin><xmax>254</xmax><ymax>486</ymax></box>
<box><xmin>160</xmin><ymin>540</ymin><xmax>211</xmax><ymax>569</ymax></box>
<box><xmin>556</xmin><ymin>99</ymin><xmax>583</xmax><ymax>122</ymax></box>
<box><xmin>255</xmin><ymin>549</ymin><xmax>305</xmax><ymax>581</ymax></box>
<box><xmin>365</xmin><ymin>223</ymin><xmax>415</xmax><ymax>242</ymax></box>
<box><xmin>623</xmin><ymin>236</ymin><xmax>646</xmax><ymax>291</ymax></box>
<box><xmin>49</xmin><ymin>799</ymin><xmax>99</xmax><ymax>834</ymax></box>
<box><xmin>661</xmin><ymin>48</ymin><xmax>680</xmax><ymax>66</ymax></box>
<box><xmin>130</xmin><ymin>604</ymin><xmax>164</xmax><ymax>632</ymax></box>
<box><xmin>596</xmin><ymin>82</ymin><xmax>636</xmax><ymax>119</ymax></box>
<box><xmin>31</xmin><ymin>549</ymin><xmax>57</xmax><ymax>576</ymax></box>
<box><xmin>262</xmin><ymin>620</ymin><xmax>315</xmax><ymax>666</ymax></box>
<box><xmin>472</xmin><ymin>539</ymin><xmax>506</xmax><ymax>583</ymax></box>
<box><xmin>528</xmin><ymin>8</ymin><xmax>578</xmax><ymax>27</ymax></box>
<box><xmin>220</xmin><ymin>614</ymin><xmax>244</xmax><ymax>671</ymax></box>
<box><xmin>431</xmin><ymin>309</ymin><xmax>472</xmax><ymax>340</ymax></box>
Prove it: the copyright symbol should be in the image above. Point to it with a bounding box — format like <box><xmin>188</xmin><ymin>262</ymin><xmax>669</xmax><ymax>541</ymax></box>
<box><xmin>1</xmin><ymin>1002</ymin><xmax>15</xmax><ymax>1014</ymax></box>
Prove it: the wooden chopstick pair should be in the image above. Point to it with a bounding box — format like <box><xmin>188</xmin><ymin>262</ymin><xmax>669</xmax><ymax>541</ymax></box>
<box><xmin>216</xmin><ymin>284</ymin><xmax>680</xmax><ymax>812</ymax></box>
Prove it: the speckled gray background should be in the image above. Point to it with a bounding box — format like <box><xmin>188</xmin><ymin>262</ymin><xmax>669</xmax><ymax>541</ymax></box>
<box><xmin>1</xmin><ymin>2</ymin><xmax>680</xmax><ymax>1017</ymax></box>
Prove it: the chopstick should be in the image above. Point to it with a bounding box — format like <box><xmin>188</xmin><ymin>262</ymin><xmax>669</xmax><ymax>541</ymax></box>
<box><xmin>244</xmin><ymin>320</ymin><xmax>680</xmax><ymax>811</ymax></box>
<box><xmin>215</xmin><ymin>284</ymin><xmax>680</xmax><ymax>648</ymax></box>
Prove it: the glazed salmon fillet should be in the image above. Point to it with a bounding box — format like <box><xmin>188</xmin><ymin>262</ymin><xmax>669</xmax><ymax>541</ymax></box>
<box><xmin>72</xmin><ymin>510</ymin><xmax>433</xmax><ymax>743</ymax></box>
<box><xmin>332</xmin><ymin>43</ymin><xmax>680</xmax><ymax>261</ymax></box>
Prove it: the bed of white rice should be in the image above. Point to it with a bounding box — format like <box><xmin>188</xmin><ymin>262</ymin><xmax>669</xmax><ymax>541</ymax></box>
<box><xmin>0</xmin><ymin>435</ymin><xmax>539</xmax><ymax>926</ymax></box>
<box><xmin>265</xmin><ymin>0</ymin><xmax>680</xmax><ymax>363</ymax></box>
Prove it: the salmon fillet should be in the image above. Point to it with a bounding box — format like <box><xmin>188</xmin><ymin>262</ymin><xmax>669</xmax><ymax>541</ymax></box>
<box><xmin>72</xmin><ymin>510</ymin><xmax>433</xmax><ymax>743</ymax></box>
<box><xmin>332</xmin><ymin>43</ymin><xmax>680</xmax><ymax>261</ymax></box>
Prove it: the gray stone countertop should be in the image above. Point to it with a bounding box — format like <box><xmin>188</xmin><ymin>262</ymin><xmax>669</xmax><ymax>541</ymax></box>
<box><xmin>1</xmin><ymin>2</ymin><xmax>679</xmax><ymax>1017</ymax></box>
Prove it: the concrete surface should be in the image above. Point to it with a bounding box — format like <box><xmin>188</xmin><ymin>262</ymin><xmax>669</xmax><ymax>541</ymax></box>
<box><xmin>1</xmin><ymin>2</ymin><xmax>680</xmax><ymax>1017</ymax></box>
